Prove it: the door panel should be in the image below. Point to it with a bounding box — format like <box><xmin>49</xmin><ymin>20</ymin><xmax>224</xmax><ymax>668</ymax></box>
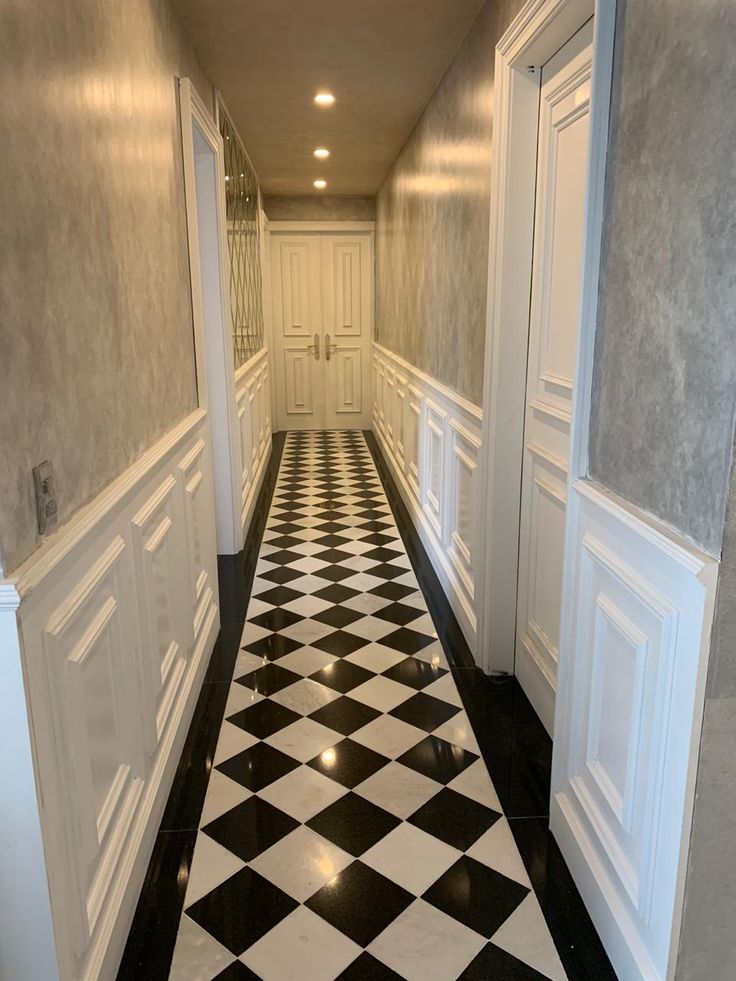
<box><xmin>271</xmin><ymin>235</ymin><xmax>324</xmax><ymax>430</ymax></box>
<box><xmin>270</xmin><ymin>230</ymin><xmax>373</xmax><ymax>431</ymax></box>
<box><xmin>322</xmin><ymin>235</ymin><xmax>373</xmax><ymax>429</ymax></box>
<box><xmin>516</xmin><ymin>20</ymin><xmax>593</xmax><ymax>734</ymax></box>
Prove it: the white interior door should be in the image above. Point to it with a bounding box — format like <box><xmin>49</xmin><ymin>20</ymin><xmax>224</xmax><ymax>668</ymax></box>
<box><xmin>321</xmin><ymin>234</ymin><xmax>373</xmax><ymax>430</ymax></box>
<box><xmin>271</xmin><ymin>234</ymin><xmax>325</xmax><ymax>430</ymax></box>
<box><xmin>270</xmin><ymin>229</ymin><xmax>373</xmax><ymax>431</ymax></box>
<box><xmin>515</xmin><ymin>20</ymin><xmax>594</xmax><ymax>735</ymax></box>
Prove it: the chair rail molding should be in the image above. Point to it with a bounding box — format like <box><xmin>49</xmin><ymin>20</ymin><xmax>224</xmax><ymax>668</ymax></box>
<box><xmin>0</xmin><ymin>408</ymin><xmax>220</xmax><ymax>981</ymax></box>
<box><xmin>372</xmin><ymin>343</ymin><xmax>482</xmax><ymax>649</ymax></box>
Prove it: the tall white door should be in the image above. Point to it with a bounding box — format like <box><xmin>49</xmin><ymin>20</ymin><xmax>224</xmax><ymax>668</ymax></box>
<box><xmin>515</xmin><ymin>20</ymin><xmax>594</xmax><ymax>735</ymax></box>
<box><xmin>270</xmin><ymin>230</ymin><xmax>373</xmax><ymax>431</ymax></box>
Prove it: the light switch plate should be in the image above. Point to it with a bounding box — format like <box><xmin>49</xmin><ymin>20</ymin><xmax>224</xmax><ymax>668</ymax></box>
<box><xmin>33</xmin><ymin>460</ymin><xmax>58</xmax><ymax>536</ymax></box>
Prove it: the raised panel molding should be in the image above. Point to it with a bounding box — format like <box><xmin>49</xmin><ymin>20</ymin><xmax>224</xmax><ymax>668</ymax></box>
<box><xmin>372</xmin><ymin>343</ymin><xmax>482</xmax><ymax>650</ymax></box>
<box><xmin>234</xmin><ymin>348</ymin><xmax>273</xmax><ymax>539</ymax></box>
<box><xmin>551</xmin><ymin>478</ymin><xmax>719</xmax><ymax>981</ymax></box>
<box><xmin>3</xmin><ymin>408</ymin><xmax>220</xmax><ymax>981</ymax></box>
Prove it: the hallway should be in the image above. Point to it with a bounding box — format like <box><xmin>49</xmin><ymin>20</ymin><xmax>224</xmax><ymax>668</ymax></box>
<box><xmin>130</xmin><ymin>431</ymin><xmax>575</xmax><ymax>979</ymax></box>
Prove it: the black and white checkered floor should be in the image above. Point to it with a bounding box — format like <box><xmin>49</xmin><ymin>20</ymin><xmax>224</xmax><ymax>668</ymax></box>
<box><xmin>169</xmin><ymin>431</ymin><xmax>567</xmax><ymax>981</ymax></box>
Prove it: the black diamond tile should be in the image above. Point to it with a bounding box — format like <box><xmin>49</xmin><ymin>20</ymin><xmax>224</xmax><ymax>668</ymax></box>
<box><xmin>409</xmin><ymin>787</ymin><xmax>500</xmax><ymax>850</ymax></box>
<box><xmin>312</xmin><ymin>534</ymin><xmax>352</xmax><ymax>549</ymax></box>
<box><xmin>373</xmin><ymin>602</ymin><xmax>424</xmax><ymax>627</ymax></box>
<box><xmin>267</xmin><ymin>534</ymin><xmax>303</xmax><ymax>549</ymax></box>
<box><xmin>249</xmin><ymin>608</ymin><xmax>303</xmax><ymax>632</ymax></box>
<box><xmin>228</xmin><ymin>699</ymin><xmax>300</xmax><ymax>738</ymax></box>
<box><xmin>237</xmin><ymin>662</ymin><xmax>302</xmax><ymax>695</ymax></box>
<box><xmin>258</xmin><ymin>565</ymin><xmax>303</xmax><ymax>585</ymax></box>
<box><xmin>360</xmin><ymin>532</ymin><xmax>396</xmax><ymax>545</ymax></box>
<box><xmin>217</xmin><ymin>742</ymin><xmax>300</xmax><ymax>792</ymax></box>
<box><xmin>369</xmin><ymin>581</ymin><xmax>417</xmax><ymax>601</ymax></box>
<box><xmin>309</xmin><ymin>695</ymin><xmax>381</xmax><ymax>735</ymax></box>
<box><xmin>268</xmin><ymin>521</ymin><xmax>303</xmax><ymax>535</ymax></box>
<box><xmin>314</xmin><ymin>548</ymin><xmax>353</xmax><ymax>563</ymax></box>
<box><xmin>306</xmin><ymin>791</ymin><xmax>401</xmax><ymax>856</ymax></box>
<box><xmin>390</xmin><ymin>692</ymin><xmax>461</xmax><ymax>731</ymax></box>
<box><xmin>382</xmin><ymin>657</ymin><xmax>447</xmax><ymax>690</ymax></box>
<box><xmin>459</xmin><ymin>944</ymin><xmax>551</xmax><ymax>980</ymax></box>
<box><xmin>337</xmin><ymin>953</ymin><xmax>404</xmax><ymax>980</ymax></box>
<box><xmin>307</xmin><ymin>738</ymin><xmax>389</xmax><ymax>788</ymax></box>
<box><xmin>306</xmin><ymin>861</ymin><xmax>413</xmax><ymax>947</ymax></box>
<box><xmin>398</xmin><ymin>735</ymin><xmax>477</xmax><ymax>784</ymax></box>
<box><xmin>262</xmin><ymin>549</ymin><xmax>304</xmax><ymax>566</ymax></box>
<box><xmin>203</xmin><ymin>797</ymin><xmax>298</xmax><ymax>862</ymax></box>
<box><xmin>380</xmin><ymin>627</ymin><xmax>435</xmax><ymax>654</ymax></box>
<box><xmin>187</xmin><ymin>867</ymin><xmax>297</xmax><ymax>955</ymax></box>
<box><xmin>314</xmin><ymin>564</ymin><xmax>356</xmax><ymax>583</ymax></box>
<box><xmin>366</xmin><ymin>562</ymin><xmax>407</xmax><ymax>581</ymax></box>
<box><xmin>252</xmin><ymin>585</ymin><xmax>301</xmax><ymax>607</ymax></box>
<box><xmin>213</xmin><ymin>961</ymin><xmax>262</xmax><ymax>981</ymax></box>
<box><xmin>423</xmin><ymin>856</ymin><xmax>530</xmax><ymax>938</ymax></box>
<box><xmin>362</xmin><ymin>546</ymin><xmax>404</xmax><ymax>563</ymax></box>
<box><xmin>310</xmin><ymin>660</ymin><xmax>374</xmax><ymax>694</ymax></box>
<box><xmin>314</xmin><ymin>521</ymin><xmax>347</xmax><ymax>534</ymax></box>
<box><xmin>312</xmin><ymin>605</ymin><xmax>364</xmax><ymax>628</ymax></box>
<box><xmin>242</xmin><ymin>632</ymin><xmax>302</xmax><ymax>662</ymax></box>
<box><xmin>313</xmin><ymin>630</ymin><xmax>369</xmax><ymax>658</ymax></box>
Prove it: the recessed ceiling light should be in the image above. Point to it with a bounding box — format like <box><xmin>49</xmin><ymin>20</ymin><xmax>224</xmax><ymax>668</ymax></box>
<box><xmin>314</xmin><ymin>91</ymin><xmax>335</xmax><ymax>106</ymax></box>
<box><xmin>313</xmin><ymin>179</ymin><xmax>327</xmax><ymax>189</ymax></box>
<box><xmin>313</xmin><ymin>147</ymin><xmax>330</xmax><ymax>159</ymax></box>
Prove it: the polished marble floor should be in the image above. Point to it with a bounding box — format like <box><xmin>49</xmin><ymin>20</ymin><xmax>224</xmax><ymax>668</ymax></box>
<box><xmin>165</xmin><ymin>431</ymin><xmax>568</xmax><ymax>980</ymax></box>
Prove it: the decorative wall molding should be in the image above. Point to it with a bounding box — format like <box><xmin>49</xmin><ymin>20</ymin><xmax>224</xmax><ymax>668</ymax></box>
<box><xmin>235</xmin><ymin>347</ymin><xmax>272</xmax><ymax>538</ymax></box>
<box><xmin>372</xmin><ymin>343</ymin><xmax>482</xmax><ymax>649</ymax></box>
<box><xmin>551</xmin><ymin>478</ymin><xmax>718</xmax><ymax>981</ymax></box>
<box><xmin>1</xmin><ymin>408</ymin><xmax>220</xmax><ymax>981</ymax></box>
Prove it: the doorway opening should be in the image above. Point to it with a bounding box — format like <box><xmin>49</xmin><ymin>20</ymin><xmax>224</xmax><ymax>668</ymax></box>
<box><xmin>179</xmin><ymin>79</ymin><xmax>242</xmax><ymax>555</ymax></box>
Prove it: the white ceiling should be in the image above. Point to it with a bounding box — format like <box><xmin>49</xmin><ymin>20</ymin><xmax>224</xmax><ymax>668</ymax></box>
<box><xmin>172</xmin><ymin>0</ymin><xmax>486</xmax><ymax>195</ymax></box>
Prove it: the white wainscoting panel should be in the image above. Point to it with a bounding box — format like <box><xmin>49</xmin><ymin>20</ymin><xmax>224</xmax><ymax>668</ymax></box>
<box><xmin>551</xmin><ymin>479</ymin><xmax>718</xmax><ymax>981</ymax></box>
<box><xmin>373</xmin><ymin>344</ymin><xmax>482</xmax><ymax>649</ymax></box>
<box><xmin>0</xmin><ymin>408</ymin><xmax>220</xmax><ymax>981</ymax></box>
<box><xmin>234</xmin><ymin>348</ymin><xmax>272</xmax><ymax>540</ymax></box>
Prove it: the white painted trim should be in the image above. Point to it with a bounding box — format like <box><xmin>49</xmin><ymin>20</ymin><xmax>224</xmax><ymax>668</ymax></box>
<box><xmin>179</xmin><ymin>78</ymin><xmax>243</xmax><ymax>554</ymax></box>
<box><xmin>551</xmin><ymin>479</ymin><xmax>718</xmax><ymax>980</ymax></box>
<box><xmin>1</xmin><ymin>409</ymin><xmax>220</xmax><ymax>980</ymax></box>
<box><xmin>234</xmin><ymin>347</ymin><xmax>273</xmax><ymax>536</ymax></box>
<box><xmin>267</xmin><ymin>220</ymin><xmax>376</xmax><ymax>233</ymax></box>
<box><xmin>475</xmin><ymin>0</ymin><xmax>613</xmax><ymax>679</ymax></box>
<box><xmin>372</xmin><ymin>345</ymin><xmax>482</xmax><ymax>649</ymax></box>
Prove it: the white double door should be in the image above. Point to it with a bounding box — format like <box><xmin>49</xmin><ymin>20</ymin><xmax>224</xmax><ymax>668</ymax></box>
<box><xmin>515</xmin><ymin>21</ymin><xmax>594</xmax><ymax>734</ymax></box>
<box><xmin>270</xmin><ymin>230</ymin><xmax>373</xmax><ymax>431</ymax></box>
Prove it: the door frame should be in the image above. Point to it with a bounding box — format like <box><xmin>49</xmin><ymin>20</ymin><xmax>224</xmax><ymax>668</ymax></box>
<box><xmin>474</xmin><ymin>0</ymin><xmax>616</xmax><ymax>678</ymax></box>
<box><xmin>266</xmin><ymin>220</ymin><xmax>376</xmax><ymax>432</ymax></box>
<box><xmin>179</xmin><ymin>78</ymin><xmax>242</xmax><ymax>554</ymax></box>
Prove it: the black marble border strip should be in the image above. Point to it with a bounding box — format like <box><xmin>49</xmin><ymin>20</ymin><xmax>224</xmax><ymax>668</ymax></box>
<box><xmin>365</xmin><ymin>431</ymin><xmax>616</xmax><ymax>981</ymax></box>
<box><xmin>117</xmin><ymin>433</ymin><xmax>286</xmax><ymax>980</ymax></box>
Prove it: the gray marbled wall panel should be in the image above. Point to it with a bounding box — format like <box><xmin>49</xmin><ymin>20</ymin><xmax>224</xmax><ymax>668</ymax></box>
<box><xmin>264</xmin><ymin>195</ymin><xmax>375</xmax><ymax>221</ymax></box>
<box><xmin>588</xmin><ymin>0</ymin><xmax>736</xmax><ymax>555</ymax></box>
<box><xmin>0</xmin><ymin>0</ymin><xmax>212</xmax><ymax>573</ymax></box>
<box><xmin>375</xmin><ymin>0</ymin><xmax>524</xmax><ymax>406</ymax></box>
<box><xmin>676</xmin><ymin>440</ymin><xmax>736</xmax><ymax>979</ymax></box>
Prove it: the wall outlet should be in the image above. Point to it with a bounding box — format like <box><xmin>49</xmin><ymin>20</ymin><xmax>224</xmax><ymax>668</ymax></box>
<box><xmin>33</xmin><ymin>460</ymin><xmax>58</xmax><ymax>536</ymax></box>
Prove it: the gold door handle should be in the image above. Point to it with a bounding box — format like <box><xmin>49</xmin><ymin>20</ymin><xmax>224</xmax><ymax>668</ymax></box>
<box><xmin>306</xmin><ymin>332</ymin><xmax>320</xmax><ymax>360</ymax></box>
<box><xmin>325</xmin><ymin>333</ymin><xmax>338</xmax><ymax>361</ymax></box>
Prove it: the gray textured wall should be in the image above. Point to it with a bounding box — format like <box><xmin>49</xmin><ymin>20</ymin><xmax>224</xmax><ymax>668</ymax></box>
<box><xmin>588</xmin><ymin>0</ymin><xmax>736</xmax><ymax>555</ymax></box>
<box><xmin>676</xmin><ymin>439</ymin><xmax>736</xmax><ymax>980</ymax></box>
<box><xmin>263</xmin><ymin>195</ymin><xmax>375</xmax><ymax>221</ymax></box>
<box><xmin>0</xmin><ymin>0</ymin><xmax>212</xmax><ymax>573</ymax></box>
<box><xmin>375</xmin><ymin>0</ymin><xmax>524</xmax><ymax>406</ymax></box>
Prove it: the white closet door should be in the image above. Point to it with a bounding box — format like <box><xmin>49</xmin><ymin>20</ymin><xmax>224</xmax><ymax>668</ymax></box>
<box><xmin>321</xmin><ymin>234</ymin><xmax>374</xmax><ymax>430</ymax></box>
<box><xmin>271</xmin><ymin>235</ymin><xmax>324</xmax><ymax>430</ymax></box>
<box><xmin>515</xmin><ymin>20</ymin><xmax>594</xmax><ymax>734</ymax></box>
